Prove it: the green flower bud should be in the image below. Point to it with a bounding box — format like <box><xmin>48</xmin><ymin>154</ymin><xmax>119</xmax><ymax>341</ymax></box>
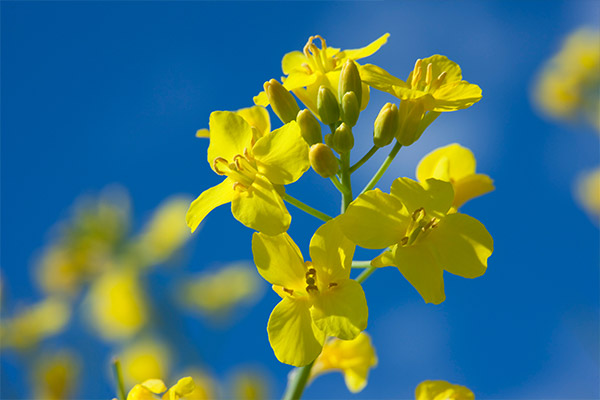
<box><xmin>264</xmin><ymin>79</ymin><xmax>300</xmax><ymax>124</ymax></box>
<box><xmin>317</xmin><ymin>86</ymin><xmax>339</xmax><ymax>125</ymax></box>
<box><xmin>296</xmin><ymin>109</ymin><xmax>322</xmax><ymax>145</ymax></box>
<box><xmin>339</xmin><ymin>60</ymin><xmax>363</xmax><ymax>109</ymax></box>
<box><xmin>333</xmin><ymin>122</ymin><xmax>354</xmax><ymax>152</ymax></box>
<box><xmin>341</xmin><ymin>91</ymin><xmax>360</xmax><ymax>127</ymax></box>
<box><xmin>309</xmin><ymin>143</ymin><xmax>339</xmax><ymax>178</ymax></box>
<box><xmin>373</xmin><ymin>103</ymin><xmax>399</xmax><ymax>147</ymax></box>
<box><xmin>324</xmin><ymin>133</ymin><xmax>335</xmax><ymax>148</ymax></box>
<box><xmin>397</xmin><ymin>100</ymin><xmax>426</xmax><ymax>146</ymax></box>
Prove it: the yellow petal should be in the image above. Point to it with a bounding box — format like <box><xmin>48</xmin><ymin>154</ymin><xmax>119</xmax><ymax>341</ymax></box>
<box><xmin>162</xmin><ymin>377</ymin><xmax>195</xmax><ymax>400</ymax></box>
<box><xmin>432</xmin><ymin>81</ymin><xmax>482</xmax><ymax>111</ymax></box>
<box><xmin>196</xmin><ymin>129</ymin><xmax>209</xmax><ymax>138</ymax></box>
<box><xmin>127</xmin><ymin>384</ymin><xmax>159</xmax><ymax>400</ymax></box>
<box><xmin>141</xmin><ymin>379</ymin><xmax>167</xmax><ymax>394</ymax></box>
<box><xmin>428</xmin><ymin>213</ymin><xmax>493</xmax><ymax>279</ymax></box>
<box><xmin>310</xmin><ymin>279</ymin><xmax>368</xmax><ymax>340</ymax></box>
<box><xmin>416</xmin><ymin>144</ymin><xmax>476</xmax><ymax>182</ymax></box>
<box><xmin>252</xmin><ymin>232</ymin><xmax>306</xmax><ymax>292</ymax></box>
<box><xmin>371</xmin><ymin>249</ymin><xmax>395</xmax><ymax>268</ymax></box>
<box><xmin>253</xmin><ymin>91</ymin><xmax>269</xmax><ymax>107</ymax></box>
<box><xmin>309</xmin><ymin>219</ymin><xmax>355</xmax><ymax>283</ymax></box>
<box><xmin>393</xmin><ymin>244</ymin><xmax>445</xmax><ymax>304</ymax></box>
<box><xmin>453</xmin><ymin>174</ymin><xmax>494</xmax><ymax>209</ymax></box>
<box><xmin>415</xmin><ymin>380</ymin><xmax>475</xmax><ymax>400</ymax></box>
<box><xmin>283</xmin><ymin>71</ymin><xmax>319</xmax><ymax>92</ymax></box>
<box><xmin>267</xmin><ymin>297</ymin><xmax>325</xmax><ymax>367</ymax></box>
<box><xmin>390</xmin><ymin>178</ymin><xmax>453</xmax><ymax>219</ymax></box>
<box><xmin>338</xmin><ymin>33</ymin><xmax>390</xmax><ymax>62</ymax></box>
<box><xmin>235</xmin><ymin>106</ymin><xmax>271</xmax><ymax>138</ymax></box>
<box><xmin>282</xmin><ymin>51</ymin><xmax>309</xmax><ymax>75</ymax></box>
<box><xmin>207</xmin><ymin>111</ymin><xmax>253</xmax><ymax>173</ymax></box>
<box><xmin>186</xmin><ymin>178</ymin><xmax>234</xmax><ymax>232</ymax></box>
<box><xmin>339</xmin><ymin>189</ymin><xmax>409</xmax><ymax>249</ymax></box>
<box><xmin>231</xmin><ymin>174</ymin><xmax>290</xmax><ymax>235</ymax></box>
<box><xmin>253</xmin><ymin>121</ymin><xmax>309</xmax><ymax>185</ymax></box>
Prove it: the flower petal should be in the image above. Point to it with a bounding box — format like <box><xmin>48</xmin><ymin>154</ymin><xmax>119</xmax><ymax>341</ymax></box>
<box><xmin>162</xmin><ymin>377</ymin><xmax>196</xmax><ymax>400</ymax></box>
<box><xmin>207</xmin><ymin>112</ymin><xmax>253</xmax><ymax>173</ymax></box>
<box><xmin>393</xmin><ymin>244</ymin><xmax>445</xmax><ymax>304</ymax></box>
<box><xmin>231</xmin><ymin>174</ymin><xmax>290</xmax><ymax>235</ymax></box>
<box><xmin>415</xmin><ymin>380</ymin><xmax>474</xmax><ymax>400</ymax></box>
<box><xmin>253</xmin><ymin>121</ymin><xmax>309</xmax><ymax>185</ymax></box>
<box><xmin>267</xmin><ymin>297</ymin><xmax>325</xmax><ymax>367</ymax></box>
<box><xmin>235</xmin><ymin>106</ymin><xmax>271</xmax><ymax>138</ymax></box>
<box><xmin>282</xmin><ymin>51</ymin><xmax>309</xmax><ymax>75</ymax></box>
<box><xmin>141</xmin><ymin>379</ymin><xmax>167</xmax><ymax>394</ymax></box>
<box><xmin>283</xmin><ymin>71</ymin><xmax>319</xmax><ymax>92</ymax></box>
<box><xmin>432</xmin><ymin>81</ymin><xmax>482</xmax><ymax>111</ymax></box>
<box><xmin>253</xmin><ymin>91</ymin><xmax>269</xmax><ymax>107</ymax></box>
<box><xmin>311</xmin><ymin>279</ymin><xmax>368</xmax><ymax>340</ymax></box>
<box><xmin>186</xmin><ymin>179</ymin><xmax>234</xmax><ymax>232</ymax></box>
<box><xmin>309</xmin><ymin>219</ymin><xmax>355</xmax><ymax>283</ymax></box>
<box><xmin>338</xmin><ymin>33</ymin><xmax>390</xmax><ymax>61</ymax></box>
<box><xmin>390</xmin><ymin>178</ymin><xmax>453</xmax><ymax>219</ymax></box>
<box><xmin>339</xmin><ymin>189</ymin><xmax>408</xmax><ymax>249</ymax></box>
<box><xmin>453</xmin><ymin>174</ymin><xmax>494</xmax><ymax>209</ymax></box>
<box><xmin>428</xmin><ymin>213</ymin><xmax>493</xmax><ymax>279</ymax></box>
<box><xmin>416</xmin><ymin>143</ymin><xmax>476</xmax><ymax>182</ymax></box>
<box><xmin>358</xmin><ymin>64</ymin><xmax>409</xmax><ymax>97</ymax></box>
<box><xmin>252</xmin><ymin>232</ymin><xmax>306</xmax><ymax>292</ymax></box>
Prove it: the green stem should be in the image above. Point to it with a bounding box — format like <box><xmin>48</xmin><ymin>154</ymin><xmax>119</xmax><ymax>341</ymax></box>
<box><xmin>349</xmin><ymin>145</ymin><xmax>378</xmax><ymax>173</ymax></box>
<box><xmin>351</xmin><ymin>261</ymin><xmax>372</xmax><ymax>268</ymax></box>
<box><xmin>355</xmin><ymin>265</ymin><xmax>377</xmax><ymax>284</ymax></box>
<box><xmin>282</xmin><ymin>360</ymin><xmax>315</xmax><ymax>400</ymax></box>
<box><xmin>340</xmin><ymin>151</ymin><xmax>353</xmax><ymax>212</ymax></box>
<box><xmin>112</xmin><ymin>358</ymin><xmax>127</xmax><ymax>400</ymax></box>
<box><xmin>283</xmin><ymin>193</ymin><xmax>332</xmax><ymax>222</ymax></box>
<box><xmin>360</xmin><ymin>141</ymin><xmax>402</xmax><ymax>195</ymax></box>
<box><xmin>329</xmin><ymin>175</ymin><xmax>350</xmax><ymax>196</ymax></box>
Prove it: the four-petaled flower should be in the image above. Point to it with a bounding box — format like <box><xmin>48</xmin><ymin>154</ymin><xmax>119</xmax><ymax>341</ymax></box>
<box><xmin>252</xmin><ymin>219</ymin><xmax>368</xmax><ymax>367</ymax></box>
<box><xmin>186</xmin><ymin>108</ymin><xmax>309</xmax><ymax>235</ymax></box>
<box><xmin>339</xmin><ymin>177</ymin><xmax>493</xmax><ymax>304</ymax></box>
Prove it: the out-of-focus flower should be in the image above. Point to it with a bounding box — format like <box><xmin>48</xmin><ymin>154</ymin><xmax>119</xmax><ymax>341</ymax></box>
<box><xmin>180</xmin><ymin>263</ymin><xmax>263</xmax><ymax>319</ymax></box>
<box><xmin>177</xmin><ymin>369</ymin><xmax>219</xmax><ymax>400</ymax></box>
<box><xmin>415</xmin><ymin>380</ymin><xmax>474</xmax><ymax>400</ymax></box>
<box><xmin>0</xmin><ymin>297</ymin><xmax>71</xmax><ymax>350</ymax></box>
<box><xmin>32</xmin><ymin>349</ymin><xmax>80</xmax><ymax>400</ymax></box>
<box><xmin>119</xmin><ymin>338</ymin><xmax>172</xmax><ymax>389</ymax></box>
<box><xmin>576</xmin><ymin>167</ymin><xmax>600</xmax><ymax>222</ymax></box>
<box><xmin>85</xmin><ymin>268</ymin><xmax>148</xmax><ymax>341</ymax></box>
<box><xmin>310</xmin><ymin>332</ymin><xmax>377</xmax><ymax>393</ymax></box>
<box><xmin>230</xmin><ymin>369</ymin><xmax>270</xmax><ymax>400</ymax></box>
<box><xmin>134</xmin><ymin>196</ymin><xmax>192</xmax><ymax>266</ymax></box>
<box><xmin>126</xmin><ymin>377</ymin><xmax>195</xmax><ymax>400</ymax></box>
<box><xmin>416</xmin><ymin>144</ymin><xmax>494</xmax><ymax>211</ymax></box>
<box><xmin>254</xmin><ymin>34</ymin><xmax>389</xmax><ymax>117</ymax></box>
<box><xmin>533</xmin><ymin>27</ymin><xmax>600</xmax><ymax>131</ymax></box>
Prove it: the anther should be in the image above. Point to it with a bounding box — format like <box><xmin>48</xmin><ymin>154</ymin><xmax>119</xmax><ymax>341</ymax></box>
<box><xmin>307</xmin><ymin>268</ymin><xmax>316</xmax><ymax>275</ymax></box>
<box><xmin>425</xmin><ymin>63</ymin><xmax>433</xmax><ymax>86</ymax></box>
<box><xmin>412</xmin><ymin>207</ymin><xmax>426</xmax><ymax>221</ymax></box>
<box><xmin>400</xmin><ymin>237</ymin><xmax>409</xmax><ymax>246</ymax></box>
<box><xmin>283</xmin><ymin>288</ymin><xmax>294</xmax><ymax>296</ymax></box>
<box><xmin>232</xmin><ymin>182</ymin><xmax>248</xmax><ymax>192</ymax></box>
<box><xmin>212</xmin><ymin>157</ymin><xmax>229</xmax><ymax>175</ymax></box>
<box><xmin>306</xmin><ymin>284</ymin><xmax>319</xmax><ymax>293</ymax></box>
<box><xmin>430</xmin><ymin>71</ymin><xmax>447</xmax><ymax>91</ymax></box>
<box><xmin>306</xmin><ymin>277</ymin><xmax>315</xmax><ymax>286</ymax></box>
<box><xmin>301</xmin><ymin>63</ymin><xmax>313</xmax><ymax>74</ymax></box>
<box><xmin>328</xmin><ymin>282</ymin><xmax>338</xmax><ymax>289</ymax></box>
<box><xmin>411</xmin><ymin>59</ymin><xmax>423</xmax><ymax>88</ymax></box>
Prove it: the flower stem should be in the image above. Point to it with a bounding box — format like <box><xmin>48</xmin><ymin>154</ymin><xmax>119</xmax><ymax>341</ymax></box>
<box><xmin>351</xmin><ymin>260</ymin><xmax>372</xmax><ymax>268</ymax></box>
<box><xmin>355</xmin><ymin>265</ymin><xmax>377</xmax><ymax>284</ymax></box>
<box><xmin>340</xmin><ymin>151</ymin><xmax>353</xmax><ymax>212</ymax></box>
<box><xmin>330</xmin><ymin>175</ymin><xmax>350</xmax><ymax>196</ymax></box>
<box><xmin>112</xmin><ymin>358</ymin><xmax>127</xmax><ymax>400</ymax></box>
<box><xmin>360</xmin><ymin>141</ymin><xmax>402</xmax><ymax>195</ymax></box>
<box><xmin>283</xmin><ymin>193</ymin><xmax>332</xmax><ymax>222</ymax></box>
<box><xmin>282</xmin><ymin>360</ymin><xmax>315</xmax><ymax>400</ymax></box>
<box><xmin>349</xmin><ymin>145</ymin><xmax>378</xmax><ymax>173</ymax></box>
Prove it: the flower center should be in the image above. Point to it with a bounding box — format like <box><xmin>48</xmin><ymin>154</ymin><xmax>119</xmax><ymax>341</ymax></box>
<box><xmin>212</xmin><ymin>149</ymin><xmax>257</xmax><ymax>191</ymax></box>
<box><xmin>399</xmin><ymin>207</ymin><xmax>439</xmax><ymax>246</ymax></box>
<box><xmin>410</xmin><ymin>59</ymin><xmax>447</xmax><ymax>92</ymax></box>
<box><xmin>303</xmin><ymin>35</ymin><xmax>338</xmax><ymax>74</ymax></box>
<box><xmin>304</xmin><ymin>261</ymin><xmax>319</xmax><ymax>294</ymax></box>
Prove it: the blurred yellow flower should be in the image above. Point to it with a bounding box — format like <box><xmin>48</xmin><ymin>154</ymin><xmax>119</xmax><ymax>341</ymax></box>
<box><xmin>230</xmin><ymin>370</ymin><xmax>270</xmax><ymax>400</ymax></box>
<box><xmin>119</xmin><ymin>338</ymin><xmax>172</xmax><ymax>389</ymax></box>
<box><xmin>533</xmin><ymin>27</ymin><xmax>600</xmax><ymax>130</ymax></box>
<box><xmin>180</xmin><ymin>263</ymin><xmax>263</xmax><ymax>319</ymax></box>
<box><xmin>416</xmin><ymin>144</ymin><xmax>494</xmax><ymax>211</ymax></box>
<box><xmin>126</xmin><ymin>377</ymin><xmax>195</xmax><ymax>400</ymax></box>
<box><xmin>177</xmin><ymin>369</ymin><xmax>218</xmax><ymax>400</ymax></box>
<box><xmin>85</xmin><ymin>269</ymin><xmax>148</xmax><ymax>341</ymax></box>
<box><xmin>576</xmin><ymin>167</ymin><xmax>600</xmax><ymax>222</ymax></box>
<box><xmin>415</xmin><ymin>380</ymin><xmax>474</xmax><ymax>400</ymax></box>
<box><xmin>0</xmin><ymin>297</ymin><xmax>71</xmax><ymax>350</ymax></box>
<box><xmin>32</xmin><ymin>350</ymin><xmax>80</xmax><ymax>400</ymax></box>
<box><xmin>310</xmin><ymin>332</ymin><xmax>377</xmax><ymax>393</ymax></box>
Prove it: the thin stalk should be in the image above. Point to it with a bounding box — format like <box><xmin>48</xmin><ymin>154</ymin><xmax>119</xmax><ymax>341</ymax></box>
<box><xmin>360</xmin><ymin>141</ymin><xmax>402</xmax><ymax>195</ymax></box>
<box><xmin>355</xmin><ymin>265</ymin><xmax>377</xmax><ymax>284</ymax></box>
<box><xmin>282</xmin><ymin>360</ymin><xmax>315</xmax><ymax>400</ymax></box>
<box><xmin>329</xmin><ymin>175</ymin><xmax>350</xmax><ymax>196</ymax></box>
<box><xmin>283</xmin><ymin>193</ymin><xmax>332</xmax><ymax>222</ymax></box>
<box><xmin>351</xmin><ymin>260</ymin><xmax>372</xmax><ymax>268</ymax></box>
<box><xmin>112</xmin><ymin>358</ymin><xmax>127</xmax><ymax>400</ymax></box>
<box><xmin>349</xmin><ymin>145</ymin><xmax>378</xmax><ymax>173</ymax></box>
<box><xmin>340</xmin><ymin>151</ymin><xmax>353</xmax><ymax>212</ymax></box>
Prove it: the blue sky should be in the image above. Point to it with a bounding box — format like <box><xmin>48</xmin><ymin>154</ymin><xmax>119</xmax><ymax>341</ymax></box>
<box><xmin>2</xmin><ymin>1</ymin><xmax>599</xmax><ymax>399</ymax></box>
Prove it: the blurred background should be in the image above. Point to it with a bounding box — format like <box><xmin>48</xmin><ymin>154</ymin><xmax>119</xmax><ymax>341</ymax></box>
<box><xmin>1</xmin><ymin>1</ymin><xmax>599</xmax><ymax>399</ymax></box>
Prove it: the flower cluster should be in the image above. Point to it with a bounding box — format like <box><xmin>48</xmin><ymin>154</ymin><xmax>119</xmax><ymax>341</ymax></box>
<box><xmin>188</xmin><ymin>34</ymin><xmax>493</xmax><ymax>396</ymax></box>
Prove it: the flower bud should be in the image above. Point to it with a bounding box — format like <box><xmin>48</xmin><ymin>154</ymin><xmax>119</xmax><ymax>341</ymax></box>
<box><xmin>373</xmin><ymin>103</ymin><xmax>399</xmax><ymax>147</ymax></box>
<box><xmin>333</xmin><ymin>122</ymin><xmax>354</xmax><ymax>152</ymax></box>
<box><xmin>297</xmin><ymin>109</ymin><xmax>322</xmax><ymax>145</ymax></box>
<box><xmin>317</xmin><ymin>86</ymin><xmax>340</xmax><ymax>125</ymax></box>
<box><xmin>341</xmin><ymin>91</ymin><xmax>360</xmax><ymax>127</ymax></box>
<box><xmin>397</xmin><ymin>100</ymin><xmax>426</xmax><ymax>146</ymax></box>
<box><xmin>264</xmin><ymin>79</ymin><xmax>300</xmax><ymax>124</ymax></box>
<box><xmin>339</xmin><ymin>60</ymin><xmax>363</xmax><ymax>109</ymax></box>
<box><xmin>309</xmin><ymin>143</ymin><xmax>339</xmax><ymax>178</ymax></box>
<box><xmin>324</xmin><ymin>133</ymin><xmax>335</xmax><ymax>149</ymax></box>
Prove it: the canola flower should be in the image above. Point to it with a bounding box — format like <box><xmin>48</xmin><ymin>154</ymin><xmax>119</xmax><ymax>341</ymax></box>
<box><xmin>415</xmin><ymin>380</ymin><xmax>475</xmax><ymax>400</ymax></box>
<box><xmin>126</xmin><ymin>377</ymin><xmax>195</xmax><ymax>400</ymax></box>
<box><xmin>32</xmin><ymin>350</ymin><xmax>79</xmax><ymax>400</ymax></box>
<box><xmin>118</xmin><ymin>338</ymin><xmax>172</xmax><ymax>389</ymax></box>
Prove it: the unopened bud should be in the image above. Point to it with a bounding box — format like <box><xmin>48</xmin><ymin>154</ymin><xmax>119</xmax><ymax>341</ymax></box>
<box><xmin>339</xmin><ymin>60</ymin><xmax>363</xmax><ymax>109</ymax></box>
<box><xmin>264</xmin><ymin>79</ymin><xmax>300</xmax><ymax>124</ymax></box>
<box><xmin>373</xmin><ymin>103</ymin><xmax>399</xmax><ymax>147</ymax></box>
<box><xmin>297</xmin><ymin>109</ymin><xmax>322</xmax><ymax>145</ymax></box>
<box><xmin>317</xmin><ymin>86</ymin><xmax>339</xmax><ymax>125</ymax></box>
<box><xmin>309</xmin><ymin>143</ymin><xmax>339</xmax><ymax>178</ymax></box>
<box><xmin>397</xmin><ymin>100</ymin><xmax>426</xmax><ymax>146</ymax></box>
<box><xmin>341</xmin><ymin>91</ymin><xmax>360</xmax><ymax>127</ymax></box>
<box><xmin>333</xmin><ymin>122</ymin><xmax>354</xmax><ymax>152</ymax></box>
<box><xmin>324</xmin><ymin>133</ymin><xmax>335</xmax><ymax>148</ymax></box>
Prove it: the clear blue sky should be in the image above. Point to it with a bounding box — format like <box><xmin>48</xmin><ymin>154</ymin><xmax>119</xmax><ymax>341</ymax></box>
<box><xmin>2</xmin><ymin>1</ymin><xmax>599</xmax><ymax>399</ymax></box>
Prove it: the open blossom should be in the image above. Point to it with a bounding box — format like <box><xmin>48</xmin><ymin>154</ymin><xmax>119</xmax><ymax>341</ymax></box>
<box><xmin>339</xmin><ymin>177</ymin><xmax>493</xmax><ymax>304</ymax></box>
<box><xmin>252</xmin><ymin>220</ymin><xmax>367</xmax><ymax>366</ymax></box>
<box><xmin>254</xmin><ymin>34</ymin><xmax>389</xmax><ymax>117</ymax></box>
<box><xmin>186</xmin><ymin>109</ymin><xmax>309</xmax><ymax>235</ymax></box>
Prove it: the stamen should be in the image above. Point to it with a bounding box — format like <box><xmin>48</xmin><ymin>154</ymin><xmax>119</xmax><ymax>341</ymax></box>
<box><xmin>303</xmin><ymin>36</ymin><xmax>315</xmax><ymax>59</ymax></box>
<box><xmin>411</xmin><ymin>59</ymin><xmax>423</xmax><ymax>88</ymax></box>
<box><xmin>306</xmin><ymin>284</ymin><xmax>319</xmax><ymax>293</ymax></box>
<box><xmin>328</xmin><ymin>282</ymin><xmax>338</xmax><ymax>289</ymax></box>
<box><xmin>233</xmin><ymin>154</ymin><xmax>258</xmax><ymax>175</ymax></box>
<box><xmin>283</xmin><ymin>288</ymin><xmax>294</xmax><ymax>296</ymax></box>
<box><xmin>412</xmin><ymin>207</ymin><xmax>426</xmax><ymax>222</ymax></box>
<box><xmin>400</xmin><ymin>237</ymin><xmax>409</xmax><ymax>246</ymax></box>
<box><xmin>425</xmin><ymin>63</ymin><xmax>433</xmax><ymax>86</ymax></box>
<box><xmin>430</xmin><ymin>71</ymin><xmax>447</xmax><ymax>91</ymax></box>
<box><xmin>212</xmin><ymin>157</ymin><xmax>229</xmax><ymax>175</ymax></box>
<box><xmin>301</xmin><ymin>63</ymin><xmax>313</xmax><ymax>74</ymax></box>
<box><xmin>232</xmin><ymin>182</ymin><xmax>248</xmax><ymax>192</ymax></box>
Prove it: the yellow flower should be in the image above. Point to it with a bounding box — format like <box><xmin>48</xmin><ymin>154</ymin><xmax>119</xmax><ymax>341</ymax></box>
<box><xmin>339</xmin><ymin>178</ymin><xmax>493</xmax><ymax>304</ymax></box>
<box><xmin>196</xmin><ymin>106</ymin><xmax>271</xmax><ymax>139</ymax></box>
<box><xmin>310</xmin><ymin>332</ymin><xmax>377</xmax><ymax>393</ymax></box>
<box><xmin>416</xmin><ymin>144</ymin><xmax>494</xmax><ymax>211</ymax></box>
<box><xmin>119</xmin><ymin>338</ymin><xmax>172</xmax><ymax>389</ymax></box>
<box><xmin>252</xmin><ymin>219</ymin><xmax>367</xmax><ymax>366</ymax></box>
<box><xmin>415</xmin><ymin>380</ymin><xmax>474</xmax><ymax>400</ymax></box>
<box><xmin>126</xmin><ymin>377</ymin><xmax>195</xmax><ymax>400</ymax></box>
<box><xmin>576</xmin><ymin>167</ymin><xmax>600</xmax><ymax>221</ymax></box>
<box><xmin>177</xmin><ymin>369</ymin><xmax>218</xmax><ymax>400</ymax></box>
<box><xmin>32</xmin><ymin>350</ymin><xmax>80</xmax><ymax>400</ymax></box>
<box><xmin>533</xmin><ymin>27</ymin><xmax>600</xmax><ymax>130</ymax></box>
<box><xmin>231</xmin><ymin>370</ymin><xmax>270</xmax><ymax>400</ymax></box>
<box><xmin>254</xmin><ymin>34</ymin><xmax>390</xmax><ymax>117</ymax></box>
<box><xmin>186</xmin><ymin>110</ymin><xmax>309</xmax><ymax>235</ymax></box>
